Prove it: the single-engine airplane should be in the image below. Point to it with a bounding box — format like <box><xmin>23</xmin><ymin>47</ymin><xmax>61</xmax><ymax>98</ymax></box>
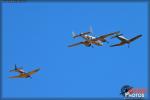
<box><xmin>110</xmin><ymin>32</ymin><xmax>142</xmax><ymax>47</ymax></box>
<box><xmin>9</xmin><ymin>64</ymin><xmax>40</xmax><ymax>78</ymax></box>
<box><xmin>68</xmin><ymin>27</ymin><xmax>119</xmax><ymax>48</ymax></box>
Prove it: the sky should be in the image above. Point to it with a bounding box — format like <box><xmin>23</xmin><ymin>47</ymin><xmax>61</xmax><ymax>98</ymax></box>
<box><xmin>2</xmin><ymin>2</ymin><xmax>148</xmax><ymax>99</ymax></box>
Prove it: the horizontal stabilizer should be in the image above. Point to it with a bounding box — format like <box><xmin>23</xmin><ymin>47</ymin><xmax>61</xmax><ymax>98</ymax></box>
<box><xmin>72</xmin><ymin>32</ymin><xmax>91</xmax><ymax>38</ymax></box>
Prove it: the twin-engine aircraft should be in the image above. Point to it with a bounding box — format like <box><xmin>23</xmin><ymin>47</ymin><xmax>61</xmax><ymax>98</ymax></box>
<box><xmin>68</xmin><ymin>27</ymin><xmax>142</xmax><ymax>48</ymax></box>
<box><xmin>110</xmin><ymin>32</ymin><xmax>142</xmax><ymax>47</ymax></box>
<box><xmin>9</xmin><ymin>64</ymin><xmax>40</xmax><ymax>78</ymax></box>
<box><xmin>68</xmin><ymin>27</ymin><xmax>119</xmax><ymax>48</ymax></box>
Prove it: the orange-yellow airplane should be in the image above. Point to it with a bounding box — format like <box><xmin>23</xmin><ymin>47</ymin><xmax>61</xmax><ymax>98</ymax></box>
<box><xmin>9</xmin><ymin>64</ymin><xmax>40</xmax><ymax>78</ymax></box>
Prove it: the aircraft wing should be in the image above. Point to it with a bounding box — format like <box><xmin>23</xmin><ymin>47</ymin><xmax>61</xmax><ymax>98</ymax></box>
<box><xmin>27</xmin><ymin>68</ymin><xmax>40</xmax><ymax>76</ymax></box>
<box><xmin>9</xmin><ymin>74</ymin><xmax>27</xmax><ymax>78</ymax></box>
<box><xmin>68</xmin><ymin>40</ymin><xmax>91</xmax><ymax>47</ymax></box>
<box><xmin>68</xmin><ymin>42</ymin><xmax>83</xmax><ymax>47</ymax></box>
<box><xmin>110</xmin><ymin>42</ymin><xmax>126</xmax><ymax>47</ymax></box>
<box><xmin>129</xmin><ymin>35</ymin><xmax>142</xmax><ymax>43</ymax></box>
<box><xmin>95</xmin><ymin>32</ymin><xmax>119</xmax><ymax>41</ymax></box>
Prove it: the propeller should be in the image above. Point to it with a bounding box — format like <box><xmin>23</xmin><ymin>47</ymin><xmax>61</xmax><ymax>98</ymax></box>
<box><xmin>91</xmin><ymin>45</ymin><xmax>94</xmax><ymax>48</ymax></box>
<box><xmin>128</xmin><ymin>44</ymin><xmax>130</xmax><ymax>48</ymax></box>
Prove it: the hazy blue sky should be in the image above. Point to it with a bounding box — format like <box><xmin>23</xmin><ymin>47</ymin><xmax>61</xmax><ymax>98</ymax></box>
<box><xmin>2</xmin><ymin>2</ymin><xmax>148</xmax><ymax>98</ymax></box>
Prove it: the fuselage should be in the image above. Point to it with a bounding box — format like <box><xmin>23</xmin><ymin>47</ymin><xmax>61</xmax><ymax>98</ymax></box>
<box><xmin>16</xmin><ymin>68</ymin><xmax>26</xmax><ymax>73</ymax></box>
<box><xmin>81</xmin><ymin>34</ymin><xmax>96</xmax><ymax>40</ymax></box>
<box><xmin>16</xmin><ymin>68</ymin><xmax>31</xmax><ymax>78</ymax></box>
<box><xmin>80</xmin><ymin>34</ymin><xmax>103</xmax><ymax>46</ymax></box>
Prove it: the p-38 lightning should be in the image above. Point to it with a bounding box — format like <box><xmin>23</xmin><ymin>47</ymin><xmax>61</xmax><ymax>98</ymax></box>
<box><xmin>110</xmin><ymin>32</ymin><xmax>142</xmax><ymax>47</ymax></box>
<box><xmin>9</xmin><ymin>64</ymin><xmax>40</xmax><ymax>78</ymax></box>
<box><xmin>68</xmin><ymin>27</ymin><xmax>119</xmax><ymax>48</ymax></box>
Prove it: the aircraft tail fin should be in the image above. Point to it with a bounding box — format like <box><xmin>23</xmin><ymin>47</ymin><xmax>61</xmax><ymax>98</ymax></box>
<box><xmin>89</xmin><ymin>26</ymin><xmax>93</xmax><ymax>33</ymax></box>
<box><xmin>15</xmin><ymin>64</ymin><xmax>17</xmax><ymax>70</ymax></box>
<box><xmin>72</xmin><ymin>32</ymin><xmax>78</xmax><ymax>38</ymax></box>
<box><xmin>9</xmin><ymin>64</ymin><xmax>23</xmax><ymax>72</ymax></box>
<box><xmin>9</xmin><ymin>64</ymin><xmax>17</xmax><ymax>72</ymax></box>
